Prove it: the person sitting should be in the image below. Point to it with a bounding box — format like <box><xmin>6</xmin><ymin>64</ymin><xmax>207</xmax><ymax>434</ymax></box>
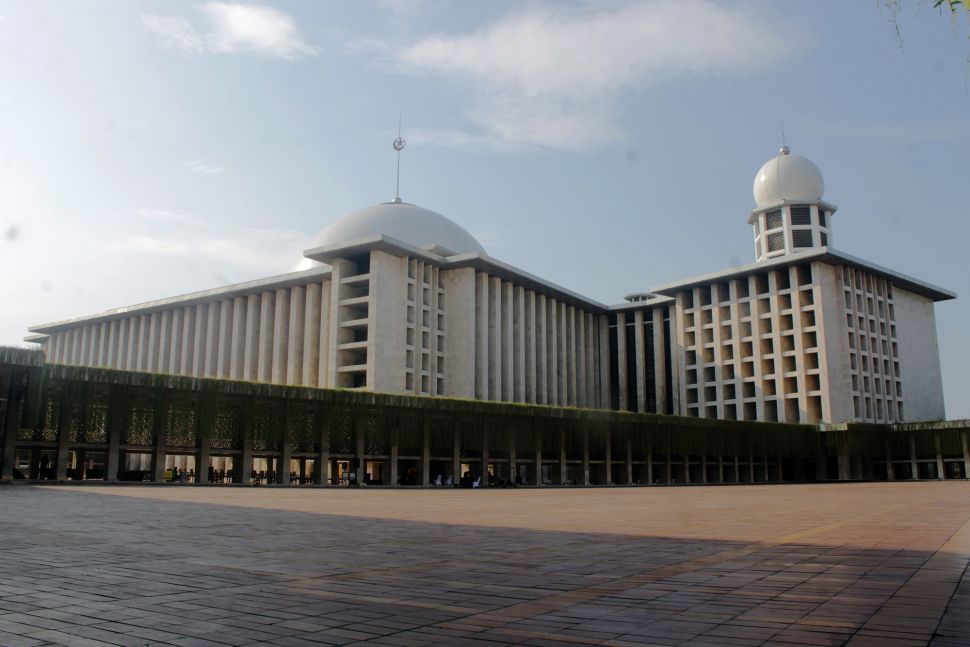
<box><xmin>433</xmin><ymin>474</ymin><xmax>442</xmax><ymax>486</ymax></box>
<box><xmin>445</xmin><ymin>475</ymin><xmax>453</xmax><ymax>487</ymax></box>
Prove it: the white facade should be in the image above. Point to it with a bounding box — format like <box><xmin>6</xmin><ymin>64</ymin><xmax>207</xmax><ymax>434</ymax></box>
<box><xmin>28</xmin><ymin>151</ymin><xmax>954</xmax><ymax>423</ymax></box>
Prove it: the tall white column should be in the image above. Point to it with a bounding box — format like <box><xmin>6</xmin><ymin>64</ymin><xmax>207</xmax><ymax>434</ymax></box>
<box><xmin>514</xmin><ymin>286</ymin><xmax>526</xmax><ymax>402</ymax></box>
<box><xmin>502</xmin><ymin>281</ymin><xmax>514</xmax><ymax>402</ymax></box>
<box><xmin>287</xmin><ymin>285</ymin><xmax>306</xmax><ymax>385</ymax></box>
<box><xmin>317</xmin><ymin>281</ymin><xmax>331</xmax><ymax>388</ymax></box>
<box><xmin>243</xmin><ymin>294</ymin><xmax>260</xmax><ymax>381</ymax></box>
<box><xmin>442</xmin><ymin>269</ymin><xmax>475</xmax><ymax>398</ymax></box>
<box><xmin>488</xmin><ymin>276</ymin><xmax>501</xmax><ymax>401</ymax></box>
<box><xmin>230</xmin><ymin>296</ymin><xmax>247</xmax><ymax>380</ymax></box>
<box><xmin>634</xmin><ymin>310</ymin><xmax>647</xmax><ymax>412</ymax></box>
<box><xmin>617</xmin><ymin>312</ymin><xmax>628</xmax><ymax>410</ymax></box>
<box><xmin>79</xmin><ymin>326</ymin><xmax>91</xmax><ymax>366</ymax></box>
<box><xmin>598</xmin><ymin>314</ymin><xmax>611</xmax><ymax>409</ymax></box>
<box><xmin>97</xmin><ymin>322</ymin><xmax>109</xmax><ymax>366</ymax></box>
<box><xmin>559</xmin><ymin>302</ymin><xmax>568</xmax><ymax>404</ymax></box>
<box><xmin>217</xmin><ymin>299</ymin><xmax>233</xmax><ymax>378</ymax></box>
<box><xmin>125</xmin><ymin>317</ymin><xmax>139</xmax><ymax>371</ymax></box>
<box><xmin>303</xmin><ymin>283</ymin><xmax>321</xmax><ymax>386</ymax></box>
<box><xmin>535</xmin><ymin>294</ymin><xmax>546</xmax><ymax>404</ymax></box>
<box><xmin>192</xmin><ymin>304</ymin><xmax>207</xmax><ymax>378</ymax></box>
<box><xmin>106</xmin><ymin>320</ymin><xmax>119</xmax><ymax>368</ymax></box>
<box><xmin>137</xmin><ymin>314</ymin><xmax>151</xmax><ymax>371</ymax></box>
<box><xmin>547</xmin><ymin>298</ymin><xmax>557</xmax><ymax>404</ymax></box>
<box><xmin>525</xmin><ymin>290</ymin><xmax>537</xmax><ymax>403</ymax></box>
<box><xmin>168</xmin><ymin>309</ymin><xmax>183</xmax><ymax>374</ymax></box>
<box><xmin>577</xmin><ymin>310</ymin><xmax>587</xmax><ymax>408</ymax></box>
<box><xmin>157</xmin><ymin>311</ymin><xmax>171</xmax><ymax>374</ymax></box>
<box><xmin>475</xmin><ymin>272</ymin><xmax>489</xmax><ymax>400</ymax></box>
<box><xmin>567</xmin><ymin>305</ymin><xmax>577</xmax><ymax>406</ymax></box>
<box><xmin>180</xmin><ymin>306</ymin><xmax>195</xmax><ymax>376</ymax></box>
<box><xmin>272</xmin><ymin>287</ymin><xmax>290</xmax><ymax>384</ymax></box>
<box><xmin>204</xmin><ymin>302</ymin><xmax>220</xmax><ymax>377</ymax></box>
<box><xmin>653</xmin><ymin>308</ymin><xmax>667</xmax><ymax>414</ymax></box>
<box><xmin>258</xmin><ymin>290</ymin><xmax>275</xmax><ymax>382</ymax></box>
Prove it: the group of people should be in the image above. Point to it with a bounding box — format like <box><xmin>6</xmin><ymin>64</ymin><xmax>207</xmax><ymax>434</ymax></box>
<box><xmin>166</xmin><ymin>466</ymin><xmax>194</xmax><ymax>483</ymax></box>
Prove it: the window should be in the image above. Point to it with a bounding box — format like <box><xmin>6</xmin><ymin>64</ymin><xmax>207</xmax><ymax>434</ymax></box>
<box><xmin>792</xmin><ymin>230</ymin><xmax>814</xmax><ymax>248</ymax></box>
<box><xmin>767</xmin><ymin>232</ymin><xmax>785</xmax><ymax>252</ymax></box>
<box><xmin>819</xmin><ymin>210</ymin><xmax>828</xmax><ymax>227</ymax></box>
<box><xmin>790</xmin><ymin>206</ymin><xmax>811</xmax><ymax>226</ymax></box>
<box><xmin>766</xmin><ymin>210</ymin><xmax>783</xmax><ymax>230</ymax></box>
<box><xmin>820</xmin><ymin>232</ymin><xmax>828</xmax><ymax>246</ymax></box>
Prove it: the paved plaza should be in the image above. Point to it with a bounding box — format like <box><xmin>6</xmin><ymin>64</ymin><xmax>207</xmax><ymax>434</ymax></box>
<box><xmin>0</xmin><ymin>483</ymin><xmax>968</xmax><ymax>647</ymax></box>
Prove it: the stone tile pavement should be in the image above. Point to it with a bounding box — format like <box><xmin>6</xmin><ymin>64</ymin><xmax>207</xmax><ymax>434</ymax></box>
<box><xmin>0</xmin><ymin>482</ymin><xmax>968</xmax><ymax>646</ymax></box>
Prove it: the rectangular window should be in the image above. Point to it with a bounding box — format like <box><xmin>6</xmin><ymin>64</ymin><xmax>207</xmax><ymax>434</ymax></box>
<box><xmin>819</xmin><ymin>210</ymin><xmax>828</xmax><ymax>228</ymax></box>
<box><xmin>792</xmin><ymin>230</ymin><xmax>814</xmax><ymax>248</ymax></box>
<box><xmin>767</xmin><ymin>231</ymin><xmax>785</xmax><ymax>252</ymax></box>
<box><xmin>790</xmin><ymin>206</ymin><xmax>811</xmax><ymax>226</ymax></box>
<box><xmin>766</xmin><ymin>210</ymin><xmax>783</xmax><ymax>230</ymax></box>
<box><xmin>820</xmin><ymin>232</ymin><xmax>828</xmax><ymax>246</ymax></box>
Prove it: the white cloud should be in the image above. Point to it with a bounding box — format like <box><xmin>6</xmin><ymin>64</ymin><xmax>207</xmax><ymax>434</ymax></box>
<box><xmin>136</xmin><ymin>208</ymin><xmax>206</xmax><ymax>226</ymax></box>
<box><xmin>105</xmin><ymin>227</ymin><xmax>309</xmax><ymax>276</ymax></box>
<box><xmin>396</xmin><ymin>0</ymin><xmax>794</xmax><ymax>150</ymax></box>
<box><xmin>144</xmin><ymin>3</ymin><xmax>316</xmax><ymax>60</ymax></box>
<box><xmin>186</xmin><ymin>159</ymin><xmax>228</xmax><ymax>175</ymax></box>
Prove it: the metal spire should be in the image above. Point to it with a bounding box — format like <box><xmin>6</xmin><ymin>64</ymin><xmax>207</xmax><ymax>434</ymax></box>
<box><xmin>393</xmin><ymin>116</ymin><xmax>406</xmax><ymax>204</ymax></box>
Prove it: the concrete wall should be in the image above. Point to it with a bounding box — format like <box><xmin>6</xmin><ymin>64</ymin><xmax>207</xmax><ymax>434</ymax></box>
<box><xmin>894</xmin><ymin>288</ymin><xmax>946</xmax><ymax>421</ymax></box>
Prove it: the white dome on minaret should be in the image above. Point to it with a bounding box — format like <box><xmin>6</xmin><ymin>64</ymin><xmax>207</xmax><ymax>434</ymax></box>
<box><xmin>753</xmin><ymin>146</ymin><xmax>824</xmax><ymax>209</ymax></box>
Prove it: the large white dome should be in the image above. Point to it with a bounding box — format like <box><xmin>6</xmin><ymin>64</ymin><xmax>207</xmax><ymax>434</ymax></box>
<box><xmin>753</xmin><ymin>147</ymin><xmax>824</xmax><ymax>209</ymax></box>
<box><xmin>309</xmin><ymin>201</ymin><xmax>485</xmax><ymax>256</ymax></box>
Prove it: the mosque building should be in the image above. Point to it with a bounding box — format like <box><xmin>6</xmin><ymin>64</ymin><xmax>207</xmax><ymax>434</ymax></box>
<box><xmin>26</xmin><ymin>146</ymin><xmax>954</xmax><ymax>425</ymax></box>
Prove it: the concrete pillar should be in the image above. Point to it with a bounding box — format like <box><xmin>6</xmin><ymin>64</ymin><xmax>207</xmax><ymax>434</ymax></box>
<box><xmin>567</xmin><ymin>305</ymin><xmax>577</xmax><ymax>406</ymax></box>
<box><xmin>558</xmin><ymin>302</ymin><xmax>568</xmax><ymax>403</ymax></box>
<box><xmin>885</xmin><ymin>438</ymin><xmax>895</xmax><ymax>480</ymax></box>
<box><xmin>192</xmin><ymin>305</ymin><xmax>206</xmax><ymax>377</ymax></box>
<box><xmin>1</xmin><ymin>368</ymin><xmax>23</xmax><ymax>480</ymax></box>
<box><xmin>502</xmin><ymin>282</ymin><xmax>513</xmax><ymax>402</ymax></box>
<box><xmin>151</xmin><ymin>397</ymin><xmax>167</xmax><ymax>483</ymax></box>
<box><xmin>204</xmin><ymin>303</ymin><xmax>220</xmax><ymax>378</ymax></box>
<box><xmin>617</xmin><ymin>312</ymin><xmax>628</xmax><ymax>410</ymax></box>
<box><xmin>389</xmin><ymin>421</ymin><xmax>399</xmax><ymax>487</ymax></box>
<box><xmin>480</xmin><ymin>421</ymin><xmax>489</xmax><ymax>487</ymax></box>
<box><xmin>315</xmin><ymin>412</ymin><xmax>330</xmax><ymax>485</ymax></box>
<box><xmin>104</xmin><ymin>386</ymin><xmax>123</xmax><ymax>482</ymax></box>
<box><xmin>646</xmin><ymin>435</ymin><xmax>653</xmax><ymax>485</ymax></box>
<box><xmin>157</xmin><ymin>312</ymin><xmax>171</xmax><ymax>373</ymax></box>
<box><xmin>243</xmin><ymin>294</ymin><xmax>260</xmax><ymax>381</ymax></box>
<box><xmin>558</xmin><ymin>426</ymin><xmax>567</xmax><ymax>485</ymax></box>
<box><xmin>935</xmin><ymin>433</ymin><xmax>945</xmax><ymax>480</ymax></box>
<box><xmin>701</xmin><ymin>454</ymin><xmax>707</xmax><ymax>485</ymax></box>
<box><xmin>910</xmin><ymin>433</ymin><xmax>919</xmax><ymax>480</ymax></box>
<box><xmin>147</xmin><ymin>312</ymin><xmax>161</xmax><ymax>373</ymax></box>
<box><xmin>475</xmin><ymin>272</ymin><xmax>489</xmax><ymax>400</ymax></box>
<box><xmin>125</xmin><ymin>318</ymin><xmax>138</xmax><ymax>371</ymax></box>
<box><xmin>217</xmin><ymin>299</ymin><xmax>232</xmax><ymax>378</ymax></box>
<box><xmin>717</xmin><ymin>456</ymin><xmax>725</xmax><ymax>483</ymax></box>
<box><xmin>604</xmin><ymin>426</ymin><xmax>612</xmax><ymax>486</ymax></box>
<box><xmin>355</xmin><ymin>417</ymin><xmax>365</xmax><ymax>486</ymax></box>
<box><xmin>303</xmin><ymin>283</ymin><xmax>321</xmax><ymax>387</ymax></box>
<box><xmin>598</xmin><ymin>315</ymin><xmax>611</xmax><ymax>409</ymax></box>
<box><xmin>634</xmin><ymin>310</ymin><xmax>646</xmax><ymax>412</ymax></box>
<box><xmin>536</xmin><ymin>294</ymin><xmax>547</xmax><ymax>404</ymax></box>
<box><xmin>229</xmin><ymin>296</ymin><xmax>247</xmax><ymax>380</ymax></box>
<box><xmin>624</xmin><ymin>427</ymin><xmax>633</xmax><ymax>486</ymax></box>
<box><xmin>55</xmin><ymin>394</ymin><xmax>71</xmax><ymax>480</ymax></box>
<box><xmin>665</xmin><ymin>451</ymin><xmax>672</xmax><ymax>485</ymax></box>
<box><xmin>533</xmin><ymin>424</ymin><xmax>542</xmax><ymax>486</ymax></box>
<box><xmin>525</xmin><ymin>290</ymin><xmax>536</xmax><ymax>403</ymax></box>
<box><xmin>652</xmin><ymin>308</ymin><xmax>668</xmax><ymax>414</ymax></box>
<box><xmin>962</xmin><ymin>430</ymin><xmax>970</xmax><ymax>480</ymax></box>
<box><xmin>581</xmin><ymin>428</ymin><xmax>590</xmax><ymax>486</ymax></box>
<box><xmin>548</xmin><ymin>298</ymin><xmax>558</xmax><ymax>405</ymax></box>
<box><xmin>239</xmin><ymin>403</ymin><xmax>254</xmax><ymax>485</ymax></box>
<box><xmin>451</xmin><ymin>419</ymin><xmax>461</xmax><ymax>487</ymax></box>
<box><xmin>488</xmin><ymin>276</ymin><xmax>501</xmax><ymax>401</ymax></box>
<box><xmin>513</xmin><ymin>286</ymin><xmax>526</xmax><ymax>403</ymax></box>
<box><xmin>168</xmin><ymin>309</ymin><xmax>183</xmax><ymax>374</ymax></box>
<box><xmin>180</xmin><ymin>306</ymin><xmax>195</xmax><ymax>377</ymax></box>
<box><xmin>258</xmin><ymin>291</ymin><xmax>275</xmax><ymax>382</ymax></box>
<box><xmin>684</xmin><ymin>454</ymin><xmax>690</xmax><ymax>485</ymax></box>
<box><xmin>279</xmin><ymin>406</ymin><xmax>292</xmax><ymax>485</ymax></box>
<box><xmin>272</xmin><ymin>288</ymin><xmax>290</xmax><ymax>384</ymax></box>
<box><xmin>421</xmin><ymin>419</ymin><xmax>430</xmax><ymax>487</ymax></box>
<box><xmin>318</xmin><ymin>280</ymin><xmax>332</xmax><ymax>389</ymax></box>
<box><xmin>287</xmin><ymin>285</ymin><xmax>305</xmax><ymax>385</ymax></box>
<box><xmin>196</xmin><ymin>436</ymin><xmax>210</xmax><ymax>484</ymax></box>
<box><xmin>734</xmin><ymin>455</ymin><xmax>740</xmax><ymax>483</ymax></box>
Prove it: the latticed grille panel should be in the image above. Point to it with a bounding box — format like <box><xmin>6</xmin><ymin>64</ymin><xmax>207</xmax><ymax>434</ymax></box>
<box><xmin>253</xmin><ymin>404</ymin><xmax>283</xmax><ymax>451</ymax></box>
<box><xmin>766</xmin><ymin>210</ymin><xmax>783</xmax><ymax>230</ymax></box>
<box><xmin>289</xmin><ymin>408</ymin><xmax>316</xmax><ymax>452</ymax></box>
<box><xmin>398</xmin><ymin>415</ymin><xmax>423</xmax><ymax>455</ymax></box>
<box><xmin>84</xmin><ymin>400</ymin><xmax>109</xmax><ymax>444</ymax></box>
<box><xmin>792</xmin><ymin>229</ymin><xmax>814</xmax><ymax>248</ymax></box>
<box><xmin>126</xmin><ymin>400</ymin><xmax>155</xmax><ymax>446</ymax></box>
<box><xmin>790</xmin><ymin>206</ymin><xmax>811</xmax><ymax>226</ymax></box>
<box><xmin>363</xmin><ymin>414</ymin><xmax>386</xmax><ymax>455</ymax></box>
<box><xmin>19</xmin><ymin>390</ymin><xmax>59</xmax><ymax>441</ymax></box>
<box><xmin>166</xmin><ymin>400</ymin><xmax>197</xmax><ymax>448</ymax></box>
<box><xmin>329</xmin><ymin>413</ymin><xmax>354</xmax><ymax>454</ymax></box>
<box><xmin>767</xmin><ymin>232</ymin><xmax>785</xmax><ymax>252</ymax></box>
<box><xmin>210</xmin><ymin>400</ymin><xmax>241</xmax><ymax>450</ymax></box>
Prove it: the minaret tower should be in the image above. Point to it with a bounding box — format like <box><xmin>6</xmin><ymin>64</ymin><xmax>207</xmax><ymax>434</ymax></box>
<box><xmin>749</xmin><ymin>146</ymin><xmax>837</xmax><ymax>262</ymax></box>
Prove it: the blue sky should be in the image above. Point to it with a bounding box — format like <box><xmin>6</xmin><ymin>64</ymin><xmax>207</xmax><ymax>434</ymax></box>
<box><xmin>1</xmin><ymin>1</ymin><xmax>968</xmax><ymax>417</ymax></box>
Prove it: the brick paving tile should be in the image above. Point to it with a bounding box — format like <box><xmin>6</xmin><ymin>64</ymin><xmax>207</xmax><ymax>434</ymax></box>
<box><xmin>2</xmin><ymin>483</ymin><xmax>970</xmax><ymax>647</ymax></box>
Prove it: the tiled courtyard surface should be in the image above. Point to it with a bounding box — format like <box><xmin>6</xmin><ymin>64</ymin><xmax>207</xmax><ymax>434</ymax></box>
<box><xmin>1</xmin><ymin>483</ymin><xmax>969</xmax><ymax>647</ymax></box>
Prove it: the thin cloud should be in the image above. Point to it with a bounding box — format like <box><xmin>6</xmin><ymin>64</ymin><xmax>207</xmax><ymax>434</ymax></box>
<box><xmin>136</xmin><ymin>208</ymin><xmax>207</xmax><ymax>226</ymax></box>
<box><xmin>106</xmin><ymin>227</ymin><xmax>309</xmax><ymax>276</ymax></box>
<box><xmin>396</xmin><ymin>0</ymin><xmax>795</xmax><ymax>150</ymax></box>
<box><xmin>186</xmin><ymin>159</ymin><xmax>228</xmax><ymax>175</ymax></box>
<box><xmin>143</xmin><ymin>3</ymin><xmax>317</xmax><ymax>60</ymax></box>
